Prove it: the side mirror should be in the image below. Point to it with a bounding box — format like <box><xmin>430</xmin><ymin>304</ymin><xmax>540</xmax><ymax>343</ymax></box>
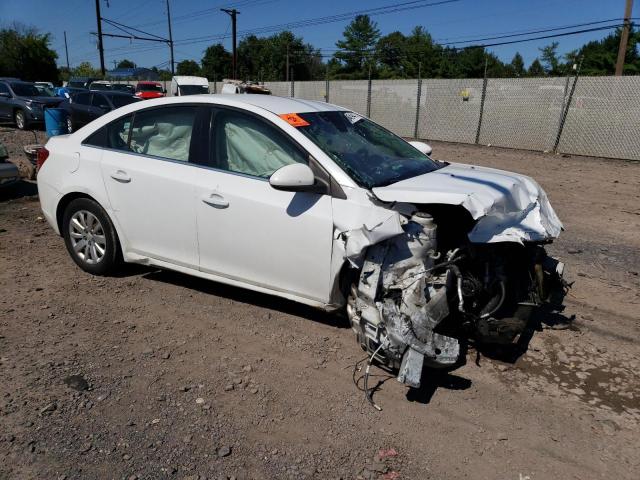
<box><xmin>408</xmin><ymin>140</ymin><xmax>433</xmax><ymax>156</ymax></box>
<box><xmin>270</xmin><ymin>163</ymin><xmax>324</xmax><ymax>193</ymax></box>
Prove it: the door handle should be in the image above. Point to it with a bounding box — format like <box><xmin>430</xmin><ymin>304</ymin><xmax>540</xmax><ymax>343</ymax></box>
<box><xmin>201</xmin><ymin>192</ymin><xmax>229</xmax><ymax>209</ymax></box>
<box><xmin>110</xmin><ymin>170</ymin><xmax>131</xmax><ymax>183</ymax></box>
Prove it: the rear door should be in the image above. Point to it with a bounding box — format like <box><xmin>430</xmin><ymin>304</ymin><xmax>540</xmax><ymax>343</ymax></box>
<box><xmin>193</xmin><ymin>106</ymin><xmax>334</xmax><ymax>302</ymax></box>
<box><xmin>89</xmin><ymin>93</ymin><xmax>108</xmax><ymax>122</ymax></box>
<box><xmin>97</xmin><ymin>105</ymin><xmax>204</xmax><ymax>268</ymax></box>
<box><xmin>0</xmin><ymin>83</ymin><xmax>11</xmax><ymax>119</ymax></box>
<box><xmin>71</xmin><ymin>92</ymin><xmax>91</xmax><ymax>126</ymax></box>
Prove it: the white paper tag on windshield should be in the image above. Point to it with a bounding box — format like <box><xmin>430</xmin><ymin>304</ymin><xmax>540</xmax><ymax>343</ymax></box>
<box><xmin>344</xmin><ymin>112</ymin><xmax>364</xmax><ymax>124</ymax></box>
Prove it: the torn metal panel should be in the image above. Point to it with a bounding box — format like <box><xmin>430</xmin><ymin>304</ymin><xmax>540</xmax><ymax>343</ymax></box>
<box><xmin>371</xmin><ymin>162</ymin><xmax>563</xmax><ymax>244</ymax></box>
<box><xmin>331</xmin><ymin>194</ymin><xmax>405</xmax><ymax>266</ymax></box>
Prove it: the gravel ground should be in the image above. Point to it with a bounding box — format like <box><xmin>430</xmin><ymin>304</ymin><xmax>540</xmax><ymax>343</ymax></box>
<box><xmin>1</xmin><ymin>127</ymin><xmax>639</xmax><ymax>480</ymax></box>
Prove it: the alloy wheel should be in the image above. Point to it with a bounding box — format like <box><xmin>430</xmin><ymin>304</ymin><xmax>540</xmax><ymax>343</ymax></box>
<box><xmin>68</xmin><ymin>210</ymin><xmax>107</xmax><ymax>265</ymax></box>
<box><xmin>15</xmin><ymin>110</ymin><xmax>25</xmax><ymax>129</ymax></box>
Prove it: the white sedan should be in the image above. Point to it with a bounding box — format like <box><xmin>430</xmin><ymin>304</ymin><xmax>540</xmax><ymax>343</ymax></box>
<box><xmin>37</xmin><ymin>94</ymin><xmax>567</xmax><ymax>390</ymax></box>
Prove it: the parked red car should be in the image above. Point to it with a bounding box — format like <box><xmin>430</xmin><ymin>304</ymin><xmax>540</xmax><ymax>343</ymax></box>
<box><xmin>135</xmin><ymin>81</ymin><xmax>166</xmax><ymax>99</ymax></box>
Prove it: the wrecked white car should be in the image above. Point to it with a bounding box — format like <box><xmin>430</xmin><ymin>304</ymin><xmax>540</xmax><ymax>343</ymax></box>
<box><xmin>37</xmin><ymin>95</ymin><xmax>567</xmax><ymax>393</ymax></box>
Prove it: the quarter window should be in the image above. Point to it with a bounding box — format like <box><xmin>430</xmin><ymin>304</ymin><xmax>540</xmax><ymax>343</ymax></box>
<box><xmin>129</xmin><ymin>107</ymin><xmax>196</xmax><ymax>162</ymax></box>
<box><xmin>212</xmin><ymin>109</ymin><xmax>307</xmax><ymax>178</ymax></box>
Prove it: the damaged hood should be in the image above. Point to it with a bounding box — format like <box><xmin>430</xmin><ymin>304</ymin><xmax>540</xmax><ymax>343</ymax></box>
<box><xmin>371</xmin><ymin>162</ymin><xmax>563</xmax><ymax>244</ymax></box>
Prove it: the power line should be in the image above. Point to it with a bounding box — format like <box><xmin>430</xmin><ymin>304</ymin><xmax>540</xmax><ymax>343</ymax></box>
<box><xmin>174</xmin><ymin>0</ymin><xmax>461</xmax><ymax>46</ymax></box>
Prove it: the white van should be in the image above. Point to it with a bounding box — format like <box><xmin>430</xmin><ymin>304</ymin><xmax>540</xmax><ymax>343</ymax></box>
<box><xmin>170</xmin><ymin>76</ymin><xmax>209</xmax><ymax>96</ymax></box>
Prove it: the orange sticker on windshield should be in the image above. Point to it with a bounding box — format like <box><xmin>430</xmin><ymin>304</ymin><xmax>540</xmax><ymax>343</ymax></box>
<box><xmin>279</xmin><ymin>113</ymin><xmax>310</xmax><ymax>127</ymax></box>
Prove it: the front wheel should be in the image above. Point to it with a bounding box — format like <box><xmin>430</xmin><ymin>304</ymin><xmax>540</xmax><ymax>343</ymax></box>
<box><xmin>62</xmin><ymin>198</ymin><xmax>121</xmax><ymax>275</ymax></box>
<box><xmin>14</xmin><ymin>110</ymin><xmax>27</xmax><ymax>130</ymax></box>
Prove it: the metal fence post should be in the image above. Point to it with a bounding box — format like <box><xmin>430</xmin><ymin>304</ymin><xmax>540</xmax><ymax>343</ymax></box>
<box><xmin>553</xmin><ymin>70</ymin><xmax>580</xmax><ymax>153</ymax></box>
<box><xmin>290</xmin><ymin>68</ymin><xmax>294</xmax><ymax>97</ymax></box>
<box><xmin>325</xmin><ymin>65</ymin><xmax>330</xmax><ymax>103</ymax></box>
<box><xmin>366</xmin><ymin>63</ymin><xmax>372</xmax><ymax>117</ymax></box>
<box><xmin>414</xmin><ymin>62</ymin><xmax>422</xmax><ymax>139</ymax></box>
<box><xmin>475</xmin><ymin>57</ymin><xmax>488</xmax><ymax>144</ymax></box>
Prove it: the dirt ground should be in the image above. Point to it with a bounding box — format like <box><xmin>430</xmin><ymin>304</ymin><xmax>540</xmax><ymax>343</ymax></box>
<box><xmin>1</xmin><ymin>126</ymin><xmax>639</xmax><ymax>480</ymax></box>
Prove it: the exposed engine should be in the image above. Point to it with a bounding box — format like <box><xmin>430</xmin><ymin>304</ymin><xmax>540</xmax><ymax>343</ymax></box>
<box><xmin>346</xmin><ymin>210</ymin><xmax>568</xmax><ymax>391</ymax></box>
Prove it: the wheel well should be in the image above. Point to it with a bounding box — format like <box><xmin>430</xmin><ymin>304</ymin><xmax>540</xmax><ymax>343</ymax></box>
<box><xmin>55</xmin><ymin>192</ymin><xmax>96</xmax><ymax>234</ymax></box>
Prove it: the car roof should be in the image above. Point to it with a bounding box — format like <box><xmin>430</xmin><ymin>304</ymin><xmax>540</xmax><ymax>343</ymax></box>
<box><xmin>205</xmin><ymin>94</ymin><xmax>347</xmax><ymax>114</ymax></box>
<box><xmin>87</xmin><ymin>90</ymin><xmax>135</xmax><ymax>97</ymax></box>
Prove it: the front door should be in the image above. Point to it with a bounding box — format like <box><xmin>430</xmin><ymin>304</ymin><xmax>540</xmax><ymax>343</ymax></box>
<box><xmin>194</xmin><ymin>107</ymin><xmax>334</xmax><ymax>303</ymax></box>
<box><xmin>98</xmin><ymin>106</ymin><xmax>201</xmax><ymax>268</ymax></box>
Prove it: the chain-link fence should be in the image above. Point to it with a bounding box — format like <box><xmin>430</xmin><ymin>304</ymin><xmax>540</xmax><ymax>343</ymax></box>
<box><xmin>116</xmin><ymin>76</ymin><xmax>640</xmax><ymax>161</ymax></box>
<box><xmin>259</xmin><ymin>75</ymin><xmax>640</xmax><ymax>161</ymax></box>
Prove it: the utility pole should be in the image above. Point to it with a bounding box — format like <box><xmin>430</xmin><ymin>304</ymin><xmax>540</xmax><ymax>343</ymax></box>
<box><xmin>221</xmin><ymin>8</ymin><xmax>239</xmax><ymax>79</ymax></box>
<box><xmin>615</xmin><ymin>0</ymin><xmax>634</xmax><ymax>76</ymax></box>
<box><xmin>286</xmin><ymin>44</ymin><xmax>289</xmax><ymax>82</ymax></box>
<box><xmin>95</xmin><ymin>0</ymin><xmax>106</xmax><ymax>76</ymax></box>
<box><xmin>166</xmin><ymin>0</ymin><xmax>175</xmax><ymax>75</ymax></box>
<box><xmin>63</xmin><ymin>31</ymin><xmax>70</xmax><ymax>70</ymax></box>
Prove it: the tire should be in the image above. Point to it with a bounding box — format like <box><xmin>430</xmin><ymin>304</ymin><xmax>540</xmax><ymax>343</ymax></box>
<box><xmin>66</xmin><ymin>116</ymin><xmax>73</xmax><ymax>133</ymax></box>
<box><xmin>62</xmin><ymin>198</ymin><xmax>121</xmax><ymax>275</ymax></box>
<box><xmin>14</xmin><ymin>109</ymin><xmax>27</xmax><ymax>130</ymax></box>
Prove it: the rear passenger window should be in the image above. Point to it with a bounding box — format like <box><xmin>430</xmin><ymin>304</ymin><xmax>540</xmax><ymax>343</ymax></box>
<box><xmin>129</xmin><ymin>107</ymin><xmax>196</xmax><ymax>162</ymax></box>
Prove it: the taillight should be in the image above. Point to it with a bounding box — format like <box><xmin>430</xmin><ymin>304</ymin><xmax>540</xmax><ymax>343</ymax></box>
<box><xmin>36</xmin><ymin>147</ymin><xmax>50</xmax><ymax>170</ymax></box>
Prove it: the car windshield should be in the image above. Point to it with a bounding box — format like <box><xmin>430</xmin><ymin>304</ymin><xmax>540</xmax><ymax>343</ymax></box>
<box><xmin>10</xmin><ymin>83</ymin><xmax>40</xmax><ymax>97</ymax></box>
<box><xmin>296</xmin><ymin>111</ymin><xmax>442</xmax><ymax>188</ymax></box>
<box><xmin>179</xmin><ymin>85</ymin><xmax>208</xmax><ymax>95</ymax></box>
<box><xmin>110</xmin><ymin>95</ymin><xmax>139</xmax><ymax>108</ymax></box>
<box><xmin>35</xmin><ymin>86</ymin><xmax>54</xmax><ymax>97</ymax></box>
<box><xmin>90</xmin><ymin>83</ymin><xmax>111</xmax><ymax>91</ymax></box>
<box><xmin>137</xmin><ymin>83</ymin><xmax>163</xmax><ymax>92</ymax></box>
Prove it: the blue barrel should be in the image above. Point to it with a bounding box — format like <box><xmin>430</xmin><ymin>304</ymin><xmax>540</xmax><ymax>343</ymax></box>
<box><xmin>44</xmin><ymin>108</ymin><xmax>69</xmax><ymax>137</ymax></box>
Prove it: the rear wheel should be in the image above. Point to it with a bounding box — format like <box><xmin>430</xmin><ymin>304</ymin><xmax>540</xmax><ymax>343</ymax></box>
<box><xmin>62</xmin><ymin>198</ymin><xmax>120</xmax><ymax>275</ymax></box>
<box><xmin>14</xmin><ymin>110</ymin><xmax>27</xmax><ymax>130</ymax></box>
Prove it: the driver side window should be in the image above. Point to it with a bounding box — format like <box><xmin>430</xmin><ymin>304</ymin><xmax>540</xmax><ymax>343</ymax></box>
<box><xmin>212</xmin><ymin>109</ymin><xmax>307</xmax><ymax>178</ymax></box>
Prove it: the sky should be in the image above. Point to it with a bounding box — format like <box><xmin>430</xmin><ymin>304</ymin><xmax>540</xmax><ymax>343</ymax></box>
<box><xmin>1</xmin><ymin>0</ymin><xmax>638</xmax><ymax>72</ymax></box>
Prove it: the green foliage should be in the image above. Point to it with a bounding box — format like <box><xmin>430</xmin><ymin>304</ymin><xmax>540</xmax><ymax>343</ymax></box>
<box><xmin>176</xmin><ymin>59</ymin><xmax>201</xmax><ymax>76</ymax></box>
<box><xmin>539</xmin><ymin>42</ymin><xmax>563</xmax><ymax>75</ymax></box>
<box><xmin>201</xmin><ymin>43</ymin><xmax>232</xmax><ymax>80</ymax></box>
<box><xmin>509</xmin><ymin>52</ymin><xmax>526</xmax><ymax>77</ymax></box>
<box><xmin>72</xmin><ymin>61</ymin><xmax>102</xmax><ymax>78</ymax></box>
<box><xmin>334</xmin><ymin>15</ymin><xmax>380</xmax><ymax>77</ymax></box>
<box><xmin>116</xmin><ymin>59</ymin><xmax>135</xmax><ymax>69</ymax></box>
<box><xmin>528</xmin><ymin>58</ymin><xmax>545</xmax><ymax>77</ymax></box>
<box><xmin>0</xmin><ymin>24</ymin><xmax>59</xmax><ymax>82</ymax></box>
<box><xmin>236</xmin><ymin>31</ymin><xmax>322</xmax><ymax>81</ymax></box>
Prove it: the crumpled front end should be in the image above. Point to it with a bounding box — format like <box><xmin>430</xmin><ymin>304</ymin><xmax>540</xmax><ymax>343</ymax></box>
<box><xmin>339</xmin><ymin>167</ymin><xmax>568</xmax><ymax>390</ymax></box>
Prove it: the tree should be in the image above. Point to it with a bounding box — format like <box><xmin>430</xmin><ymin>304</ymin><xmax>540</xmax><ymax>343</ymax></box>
<box><xmin>566</xmin><ymin>27</ymin><xmax>640</xmax><ymax>75</ymax></box>
<box><xmin>176</xmin><ymin>60</ymin><xmax>201</xmax><ymax>76</ymax></box>
<box><xmin>528</xmin><ymin>58</ymin><xmax>545</xmax><ymax>76</ymax></box>
<box><xmin>333</xmin><ymin>15</ymin><xmax>380</xmax><ymax>76</ymax></box>
<box><xmin>539</xmin><ymin>42</ymin><xmax>562</xmax><ymax>75</ymax></box>
<box><xmin>0</xmin><ymin>24</ymin><xmax>59</xmax><ymax>82</ymax></box>
<box><xmin>116</xmin><ymin>59</ymin><xmax>135</xmax><ymax>69</ymax></box>
<box><xmin>236</xmin><ymin>31</ymin><xmax>322</xmax><ymax>81</ymax></box>
<box><xmin>201</xmin><ymin>43</ymin><xmax>232</xmax><ymax>80</ymax></box>
<box><xmin>510</xmin><ymin>52</ymin><xmax>525</xmax><ymax>77</ymax></box>
<box><xmin>72</xmin><ymin>61</ymin><xmax>101</xmax><ymax>77</ymax></box>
